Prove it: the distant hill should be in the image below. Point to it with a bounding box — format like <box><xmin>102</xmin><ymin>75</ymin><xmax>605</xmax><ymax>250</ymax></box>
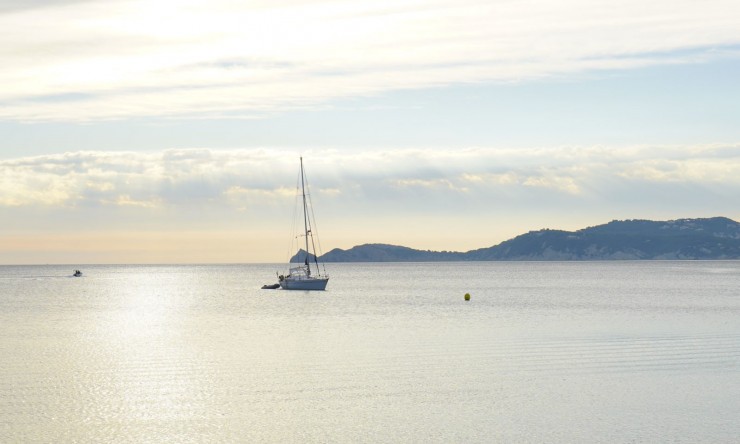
<box><xmin>315</xmin><ymin>217</ymin><xmax>740</xmax><ymax>262</ymax></box>
<box><xmin>319</xmin><ymin>244</ymin><xmax>466</xmax><ymax>262</ymax></box>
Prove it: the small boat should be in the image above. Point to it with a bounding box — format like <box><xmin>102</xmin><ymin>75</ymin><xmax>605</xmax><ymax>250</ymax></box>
<box><xmin>73</xmin><ymin>270</ymin><xmax>82</xmax><ymax>277</ymax></box>
<box><xmin>277</xmin><ymin>157</ymin><xmax>329</xmax><ymax>291</ymax></box>
<box><xmin>261</xmin><ymin>283</ymin><xmax>280</xmax><ymax>289</ymax></box>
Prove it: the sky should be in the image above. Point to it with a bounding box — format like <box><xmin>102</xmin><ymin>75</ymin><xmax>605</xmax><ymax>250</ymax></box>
<box><xmin>1</xmin><ymin>0</ymin><xmax>740</xmax><ymax>264</ymax></box>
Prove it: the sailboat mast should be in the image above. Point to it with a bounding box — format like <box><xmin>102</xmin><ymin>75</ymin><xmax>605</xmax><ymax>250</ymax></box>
<box><xmin>300</xmin><ymin>157</ymin><xmax>311</xmax><ymax>275</ymax></box>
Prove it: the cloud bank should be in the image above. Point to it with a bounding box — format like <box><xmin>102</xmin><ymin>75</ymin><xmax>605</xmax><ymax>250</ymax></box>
<box><xmin>1</xmin><ymin>0</ymin><xmax>739</xmax><ymax>121</ymax></box>
<box><xmin>2</xmin><ymin>144</ymin><xmax>739</xmax><ymax>210</ymax></box>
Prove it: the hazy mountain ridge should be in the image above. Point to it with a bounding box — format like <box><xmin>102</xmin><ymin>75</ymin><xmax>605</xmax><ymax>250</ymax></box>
<box><xmin>314</xmin><ymin>217</ymin><xmax>740</xmax><ymax>262</ymax></box>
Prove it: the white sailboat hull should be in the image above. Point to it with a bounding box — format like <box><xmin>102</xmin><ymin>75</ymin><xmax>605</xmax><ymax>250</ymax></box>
<box><xmin>279</xmin><ymin>276</ymin><xmax>329</xmax><ymax>291</ymax></box>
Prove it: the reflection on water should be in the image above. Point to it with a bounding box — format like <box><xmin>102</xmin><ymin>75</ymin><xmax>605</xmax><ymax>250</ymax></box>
<box><xmin>1</xmin><ymin>262</ymin><xmax>739</xmax><ymax>442</ymax></box>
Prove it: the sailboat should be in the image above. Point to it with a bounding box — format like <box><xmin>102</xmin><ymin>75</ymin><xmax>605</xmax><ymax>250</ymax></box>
<box><xmin>278</xmin><ymin>158</ymin><xmax>329</xmax><ymax>290</ymax></box>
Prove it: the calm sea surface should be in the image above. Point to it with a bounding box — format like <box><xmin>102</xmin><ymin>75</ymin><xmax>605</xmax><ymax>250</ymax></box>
<box><xmin>1</xmin><ymin>262</ymin><xmax>739</xmax><ymax>443</ymax></box>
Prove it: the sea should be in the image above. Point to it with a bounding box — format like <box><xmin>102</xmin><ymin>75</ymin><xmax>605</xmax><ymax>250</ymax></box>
<box><xmin>1</xmin><ymin>261</ymin><xmax>739</xmax><ymax>443</ymax></box>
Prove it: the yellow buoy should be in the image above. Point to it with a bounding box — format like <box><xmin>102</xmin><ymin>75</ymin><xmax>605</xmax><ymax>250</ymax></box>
<box><xmin>464</xmin><ymin>293</ymin><xmax>471</xmax><ymax>301</ymax></box>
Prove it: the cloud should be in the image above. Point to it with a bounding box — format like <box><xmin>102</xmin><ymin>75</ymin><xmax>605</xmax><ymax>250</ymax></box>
<box><xmin>390</xmin><ymin>178</ymin><xmax>469</xmax><ymax>193</ymax></box>
<box><xmin>2</xmin><ymin>144</ymin><xmax>740</xmax><ymax>210</ymax></box>
<box><xmin>0</xmin><ymin>0</ymin><xmax>94</xmax><ymax>13</ymax></box>
<box><xmin>1</xmin><ymin>0</ymin><xmax>739</xmax><ymax>121</ymax></box>
<box><xmin>0</xmin><ymin>149</ymin><xmax>290</xmax><ymax>208</ymax></box>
